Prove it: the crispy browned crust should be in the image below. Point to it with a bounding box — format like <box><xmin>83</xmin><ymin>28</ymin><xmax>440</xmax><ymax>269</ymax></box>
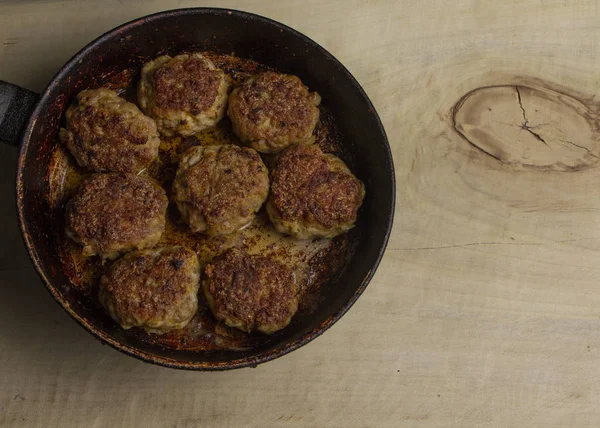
<box><xmin>267</xmin><ymin>144</ymin><xmax>365</xmax><ymax>238</ymax></box>
<box><xmin>137</xmin><ymin>54</ymin><xmax>229</xmax><ymax>136</ymax></box>
<box><xmin>227</xmin><ymin>72</ymin><xmax>320</xmax><ymax>153</ymax></box>
<box><xmin>65</xmin><ymin>173</ymin><xmax>168</xmax><ymax>259</ymax></box>
<box><xmin>149</xmin><ymin>55</ymin><xmax>223</xmax><ymax>114</ymax></box>
<box><xmin>59</xmin><ymin>88</ymin><xmax>160</xmax><ymax>173</ymax></box>
<box><xmin>99</xmin><ymin>246</ymin><xmax>200</xmax><ymax>333</ymax></box>
<box><xmin>172</xmin><ymin>144</ymin><xmax>269</xmax><ymax>236</ymax></box>
<box><xmin>203</xmin><ymin>248</ymin><xmax>298</xmax><ymax>334</ymax></box>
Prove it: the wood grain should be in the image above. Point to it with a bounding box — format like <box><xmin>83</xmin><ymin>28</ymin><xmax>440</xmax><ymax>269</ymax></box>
<box><xmin>454</xmin><ymin>83</ymin><xmax>600</xmax><ymax>171</ymax></box>
<box><xmin>2</xmin><ymin>0</ymin><xmax>600</xmax><ymax>426</ymax></box>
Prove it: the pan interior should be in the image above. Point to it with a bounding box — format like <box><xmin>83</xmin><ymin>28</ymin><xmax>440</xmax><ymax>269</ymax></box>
<box><xmin>48</xmin><ymin>52</ymin><xmax>359</xmax><ymax>355</ymax></box>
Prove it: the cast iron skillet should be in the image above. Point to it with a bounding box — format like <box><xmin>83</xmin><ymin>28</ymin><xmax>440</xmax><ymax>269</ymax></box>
<box><xmin>0</xmin><ymin>8</ymin><xmax>395</xmax><ymax>370</ymax></box>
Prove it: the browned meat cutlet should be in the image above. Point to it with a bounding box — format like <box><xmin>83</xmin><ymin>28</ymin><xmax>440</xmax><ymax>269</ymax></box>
<box><xmin>65</xmin><ymin>173</ymin><xmax>168</xmax><ymax>259</ymax></box>
<box><xmin>203</xmin><ymin>248</ymin><xmax>298</xmax><ymax>334</ymax></box>
<box><xmin>172</xmin><ymin>144</ymin><xmax>269</xmax><ymax>236</ymax></box>
<box><xmin>99</xmin><ymin>246</ymin><xmax>200</xmax><ymax>334</ymax></box>
<box><xmin>267</xmin><ymin>144</ymin><xmax>365</xmax><ymax>239</ymax></box>
<box><xmin>227</xmin><ymin>71</ymin><xmax>320</xmax><ymax>153</ymax></box>
<box><xmin>60</xmin><ymin>88</ymin><xmax>160</xmax><ymax>173</ymax></box>
<box><xmin>138</xmin><ymin>53</ymin><xmax>229</xmax><ymax>136</ymax></box>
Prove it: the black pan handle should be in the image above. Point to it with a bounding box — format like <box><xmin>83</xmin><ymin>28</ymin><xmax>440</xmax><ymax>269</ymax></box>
<box><xmin>0</xmin><ymin>80</ymin><xmax>39</xmax><ymax>146</ymax></box>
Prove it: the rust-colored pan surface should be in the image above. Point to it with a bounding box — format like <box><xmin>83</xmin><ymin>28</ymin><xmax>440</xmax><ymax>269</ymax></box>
<box><xmin>7</xmin><ymin>8</ymin><xmax>394</xmax><ymax>370</ymax></box>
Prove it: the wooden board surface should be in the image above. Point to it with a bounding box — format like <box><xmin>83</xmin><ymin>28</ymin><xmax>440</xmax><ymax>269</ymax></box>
<box><xmin>2</xmin><ymin>0</ymin><xmax>600</xmax><ymax>426</ymax></box>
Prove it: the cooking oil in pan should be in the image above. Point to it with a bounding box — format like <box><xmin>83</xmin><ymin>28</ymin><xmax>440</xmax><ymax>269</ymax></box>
<box><xmin>48</xmin><ymin>52</ymin><xmax>357</xmax><ymax>352</ymax></box>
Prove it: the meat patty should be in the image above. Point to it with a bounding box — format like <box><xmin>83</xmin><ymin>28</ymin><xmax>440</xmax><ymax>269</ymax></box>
<box><xmin>172</xmin><ymin>144</ymin><xmax>269</xmax><ymax>236</ymax></box>
<box><xmin>227</xmin><ymin>72</ymin><xmax>321</xmax><ymax>153</ymax></box>
<box><xmin>65</xmin><ymin>173</ymin><xmax>168</xmax><ymax>260</ymax></box>
<box><xmin>99</xmin><ymin>246</ymin><xmax>200</xmax><ymax>333</ymax></box>
<box><xmin>267</xmin><ymin>144</ymin><xmax>365</xmax><ymax>239</ymax></box>
<box><xmin>203</xmin><ymin>248</ymin><xmax>298</xmax><ymax>334</ymax></box>
<box><xmin>59</xmin><ymin>88</ymin><xmax>160</xmax><ymax>173</ymax></box>
<box><xmin>138</xmin><ymin>53</ymin><xmax>229</xmax><ymax>136</ymax></box>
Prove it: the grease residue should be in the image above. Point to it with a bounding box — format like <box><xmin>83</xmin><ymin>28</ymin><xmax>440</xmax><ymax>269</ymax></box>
<box><xmin>49</xmin><ymin>52</ymin><xmax>357</xmax><ymax>352</ymax></box>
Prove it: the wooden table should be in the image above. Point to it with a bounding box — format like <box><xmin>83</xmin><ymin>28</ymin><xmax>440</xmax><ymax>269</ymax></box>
<box><xmin>2</xmin><ymin>1</ymin><xmax>600</xmax><ymax>426</ymax></box>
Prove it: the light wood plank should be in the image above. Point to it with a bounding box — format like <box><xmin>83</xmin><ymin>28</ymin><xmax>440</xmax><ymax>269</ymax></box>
<box><xmin>2</xmin><ymin>0</ymin><xmax>600</xmax><ymax>426</ymax></box>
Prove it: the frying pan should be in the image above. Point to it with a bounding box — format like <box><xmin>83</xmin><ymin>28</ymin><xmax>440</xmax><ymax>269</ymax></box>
<box><xmin>0</xmin><ymin>8</ymin><xmax>395</xmax><ymax>370</ymax></box>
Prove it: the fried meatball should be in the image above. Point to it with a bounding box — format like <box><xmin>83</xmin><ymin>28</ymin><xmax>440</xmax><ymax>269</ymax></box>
<box><xmin>227</xmin><ymin>72</ymin><xmax>321</xmax><ymax>153</ymax></box>
<box><xmin>59</xmin><ymin>88</ymin><xmax>160</xmax><ymax>174</ymax></box>
<box><xmin>172</xmin><ymin>144</ymin><xmax>269</xmax><ymax>236</ymax></box>
<box><xmin>99</xmin><ymin>246</ymin><xmax>200</xmax><ymax>333</ymax></box>
<box><xmin>267</xmin><ymin>144</ymin><xmax>365</xmax><ymax>239</ymax></box>
<box><xmin>137</xmin><ymin>53</ymin><xmax>229</xmax><ymax>136</ymax></box>
<box><xmin>65</xmin><ymin>173</ymin><xmax>168</xmax><ymax>260</ymax></box>
<box><xmin>203</xmin><ymin>248</ymin><xmax>298</xmax><ymax>334</ymax></box>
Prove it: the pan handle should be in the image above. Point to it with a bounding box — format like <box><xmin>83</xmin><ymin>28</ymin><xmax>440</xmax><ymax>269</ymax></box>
<box><xmin>0</xmin><ymin>80</ymin><xmax>39</xmax><ymax>146</ymax></box>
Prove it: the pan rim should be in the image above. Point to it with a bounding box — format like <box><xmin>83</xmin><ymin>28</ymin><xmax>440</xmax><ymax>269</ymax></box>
<box><xmin>15</xmin><ymin>7</ymin><xmax>396</xmax><ymax>370</ymax></box>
